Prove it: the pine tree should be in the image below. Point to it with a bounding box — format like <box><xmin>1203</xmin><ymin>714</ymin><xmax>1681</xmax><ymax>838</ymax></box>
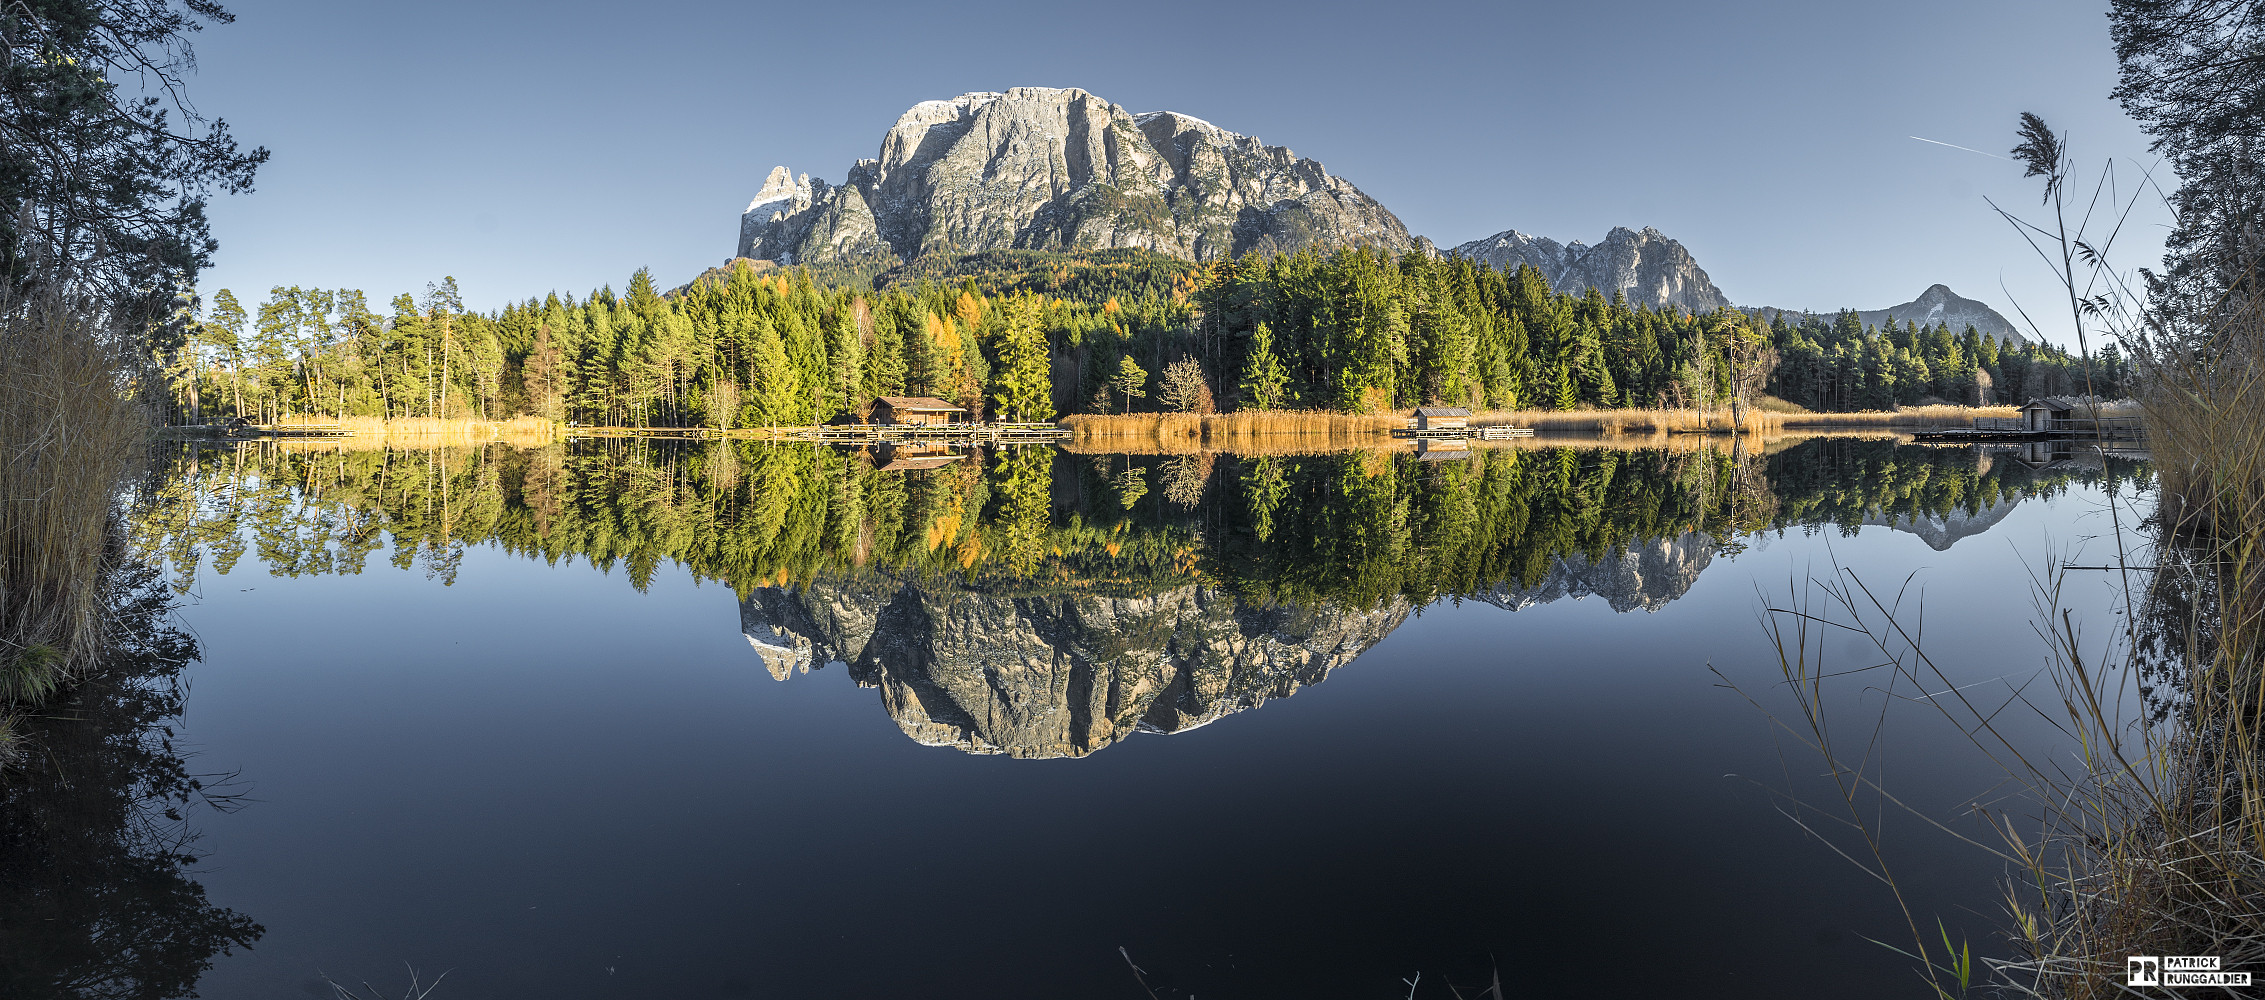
<box><xmin>1112</xmin><ymin>354</ymin><xmax>1148</xmax><ymax>413</ymax></box>
<box><xmin>988</xmin><ymin>293</ymin><xmax>1053</xmax><ymax>422</ymax></box>
<box><xmin>746</xmin><ymin>314</ymin><xmax>793</xmax><ymax>427</ymax></box>
<box><xmin>825</xmin><ymin>303</ymin><xmax>864</xmax><ymax>420</ymax></box>
<box><xmin>207</xmin><ymin>288</ymin><xmax>248</xmax><ymax>419</ymax></box>
<box><xmin>1239</xmin><ymin>320</ymin><xmax>1291</xmax><ymax>410</ymax></box>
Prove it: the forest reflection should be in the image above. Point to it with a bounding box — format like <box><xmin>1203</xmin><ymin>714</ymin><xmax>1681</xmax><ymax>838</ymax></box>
<box><xmin>133</xmin><ymin>437</ymin><xmax>2140</xmax><ymax>602</ymax></box>
<box><xmin>127</xmin><ymin>438</ymin><xmax>2144</xmax><ymax>757</ymax></box>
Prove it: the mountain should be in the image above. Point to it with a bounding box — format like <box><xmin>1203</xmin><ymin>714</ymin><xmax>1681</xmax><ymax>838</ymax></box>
<box><xmin>735</xmin><ymin>529</ymin><xmax>1729</xmax><ymax>756</ymax></box>
<box><xmin>739</xmin><ymin>576</ymin><xmax>1409</xmax><ymax>759</ymax></box>
<box><xmin>1864</xmin><ymin>500</ymin><xmax>2020</xmax><ymax>551</ymax></box>
<box><xmin>1857</xmin><ymin>284</ymin><xmax>2026</xmax><ymax>342</ymax></box>
<box><xmin>1752</xmin><ymin>284</ymin><xmax>2028</xmax><ymax>343</ymax></box>
<box><xmin>1447</xmin><ymin>227</ymin><xmax>1731</xmax><ymax>312</ymax></box>
<box><xmin>737</xmin><ymin>87</ymin><xmax>1415</xmax><ymax>267</ymax></box>
<box><xmin>1478</xmin><ymin>531</ymin><xmax>1717</xmax><ymax>614</ymax></box>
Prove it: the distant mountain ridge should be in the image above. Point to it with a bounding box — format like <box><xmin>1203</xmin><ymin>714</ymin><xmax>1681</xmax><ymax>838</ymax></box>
<box><xmin>737</xmin><ymin>87</ymin><xmax>1414</xmax><ymax>268</ymax></box>
<box><xmin>1448</xmin><ymin>227</ymin><xmax>1731</xmax><ymax>312</ymax></box>
<box><xmin>1857</xmin><ymin>284</ymin><xmax>2026</xmax><ymax>341</ymax></box>
<box><xmin>1750</xmin><ymin>283</ymin><xmax>2029</xmax><ymax>343</ymax></box>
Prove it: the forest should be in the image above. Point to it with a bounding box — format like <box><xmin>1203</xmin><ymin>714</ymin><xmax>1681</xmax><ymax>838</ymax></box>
<box><xmin>154</xmin><ymin>248</ymin><xmax>2129</xmax><ymax>428</ymax></box>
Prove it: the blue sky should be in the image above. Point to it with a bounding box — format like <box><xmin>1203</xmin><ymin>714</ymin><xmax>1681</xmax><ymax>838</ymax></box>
<box><xmin>185</xmin><ymin>0</ymin><xmax>2167</xmax><ymax>346</ymax></box>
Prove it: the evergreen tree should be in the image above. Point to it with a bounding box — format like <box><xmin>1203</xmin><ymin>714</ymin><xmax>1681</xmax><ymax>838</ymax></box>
<box><xmin>1239</xmin><ymin>321</ymin><xmax>1291</xmax><ymax>410</ymax></box>
<box><xmin>745</xmin><ymin>314</ymin><xmax>794</xmax><ymax>427</ymax></box>
<box><xmin>988</xmin><ymin>293</ymin><xmax>1053</xmax><ymax>422</ymax></box>
<box><xmin>1112</xmin><ymin>354</ymin><xmax>1148</xmax><ymax>413</ymax></box>
<box><xmin>207</xmin><ymin>289</ymin><xmax>248</xmax><ymax>418</ymax></box>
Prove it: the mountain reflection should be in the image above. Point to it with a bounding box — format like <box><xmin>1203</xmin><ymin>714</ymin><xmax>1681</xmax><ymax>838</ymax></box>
<box><xmin>132</xmin><ymin>437</ymin><xmax>2143</xmax><ymax>757</ymax></box>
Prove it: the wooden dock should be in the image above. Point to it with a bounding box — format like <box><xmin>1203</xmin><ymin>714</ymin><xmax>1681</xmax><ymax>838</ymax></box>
<box><xmin>170</xmin><ymin>423</ymin><xmax>354</xmax><ymax>439</ymax></box>
<box><xmin>562</xmin><ymin>422</ymin><xmax>1073</xmax><ymax>444</ymax></box>
<box><xmin>783</xmin><ymin>422</ymin><xmax>1071</xmax><ymax>444</ymax></box>
<box><xmin>1390</xmin><ymin>426</ymin><xmax>1533</xmax><ymax>441</ymax></box>
<box><xmin>1910</xmin><ymin>427</ymin><xmax>2051</xmax><ymax>442</ymax></box>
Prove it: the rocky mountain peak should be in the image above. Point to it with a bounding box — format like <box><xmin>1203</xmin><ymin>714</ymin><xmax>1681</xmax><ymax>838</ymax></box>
<box><xmin>1480</xmin><ymin>531</ymin><xmax>1717</xmax><ymax>613</ymax></box>
<box><xmin>1449</xmin><ymin>226</ymin><xmax>1730</xmax><ymax>311</ymax></box>
<box><xmin>1855</xmin><ymin>284</ymin><xmax>2026</xmax><ymax>342</ymax></box>
<box><xmin>737</xmin><ymin>575</ymin><xmax>1411</xmax><ymax>758</ymax></box>
<box><xmin>738</xmin><ymin>87</ymin><xmax>1413</xmax><ymax>266</ymax></box>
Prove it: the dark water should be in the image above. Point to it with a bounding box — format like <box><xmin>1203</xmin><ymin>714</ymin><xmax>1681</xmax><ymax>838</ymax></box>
<box><xmin>10</xmin><ymin>438</ymin><xmax>2149</xmax><ymax>998</ymax></box>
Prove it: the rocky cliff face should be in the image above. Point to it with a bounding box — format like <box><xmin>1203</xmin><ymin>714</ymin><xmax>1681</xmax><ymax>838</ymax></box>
<box><xmin>1449</xmin><ymin>227</ymin><xmax>1731</xmax><ymax>312</ymax></box>
<box><xmin>738</xmin><ymin>87</ymin><xmax>1414</xmax><ymax>266</ymax></box>
<box><xmin>1478</xmin><ymin>531</ymin><xmax>1718</xmax><ymax>614</ymax></box>
<box><xmin>740</xmin><ymin>577</ymin><xmax>1410</xmax><ymax>758</ymax></box>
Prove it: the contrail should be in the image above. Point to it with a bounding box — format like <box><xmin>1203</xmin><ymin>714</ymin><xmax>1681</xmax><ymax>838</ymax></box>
<box><xmin>1909</xmin><ymin>135</ymin><xmax>2012</xmax><ymax>160</ymax></box>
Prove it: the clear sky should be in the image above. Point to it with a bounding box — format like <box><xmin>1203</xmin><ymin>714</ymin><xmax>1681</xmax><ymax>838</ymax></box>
<box><xmin>184</xmin><ymin>0</ymin><xmax>2168</xmax><ymax>347</ymax></box>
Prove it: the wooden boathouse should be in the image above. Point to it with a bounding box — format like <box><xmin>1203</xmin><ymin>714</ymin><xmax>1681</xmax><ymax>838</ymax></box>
<box><xmin>871</xmin><ymin>396</ymin><xmax>966</xmax><ymax>427</ymax></box>
<box><xmin>1412</xmin><ymin>407</ymin><xmax>1471</xmax><ymax>431</ymax></box>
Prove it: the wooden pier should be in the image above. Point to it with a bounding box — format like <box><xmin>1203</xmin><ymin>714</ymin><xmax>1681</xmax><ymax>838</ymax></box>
<box><xmin>563</xmin><ymin>422</ymin><xmax>1073</xmax><ymax>444</ymax></box>
<box><xmin>1390</xmin><ymin>425</ymin><xmax>1534</xmax><ymax>441</ymax></box>
<box><xmin>782</xmin><ymin>422</ymin><xmax>1071</xmax><ymax>444</ymax></box>
<box><xmin>1911</xmin><ymin>420</ymin><xmax>2146</xmax><ymax>443</ymax></box>
<box><xmin>170</xmin><ymin>422</ymin><xmax>353</xmax><ymax>440</ymax></box>
<box><xmin>1910</xmin><ymin>427</ymin><xmax>2051</xmax><ymax>442</ymax></box>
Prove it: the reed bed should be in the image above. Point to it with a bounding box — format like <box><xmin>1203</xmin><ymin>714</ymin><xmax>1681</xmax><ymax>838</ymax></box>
<box><xmin>1062</xmin><ymin>435</ymin><xmax>1411</xmax><ymax>458</ymax></box>
<box><xmin>0</xmin><ymin>289</ymin><xmax>145</xmax><ymax>702</ymax></box>
<box><xmin>2140</xmin><ymin>294</ymin><xmax>2265</xmax><ymax>545</ymax></box>
<box><xmin>1062</xmin><ymin>427</ymin><xmax>1905</xmax><ymax>458</ymax></box>
<box><xmin>1063</xmin><ymin>411</ymin><xmax>1406</xmax><ymax>444</ymax></box>
<box><xmin>1470</xmin><ymin>407</ymin><xmax>1785</xmax><ymax>435</ymax></box>
<box><xmin>2015</xmin><ymin>288</ymin><xmax>2265</xmax><ymax>998</ymax></box>
<box><xmin>1788</xmin><ymin>404</ymin><xmax>2021</xmax><ymax>428</ymax></box>
<box><xmin>1067</xmin><ymin>405</ymin><xmax>2016</xmax><ymax>445</ymax></box>
<box><xmin>276</xmin><ymin>414</ymin><xmax>558</xmax><ymax>448</ymax></box>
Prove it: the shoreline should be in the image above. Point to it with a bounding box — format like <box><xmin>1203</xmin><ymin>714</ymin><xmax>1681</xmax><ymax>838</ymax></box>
<box><xmin>154</xmin><ymin>405</ymin><xmax>2024</xmax><ymax>451</ymax></box>
<box><xmin>1064</xmin><ymin>405</ymin><xmax>2020</xmax><ymax>444</ymax></box>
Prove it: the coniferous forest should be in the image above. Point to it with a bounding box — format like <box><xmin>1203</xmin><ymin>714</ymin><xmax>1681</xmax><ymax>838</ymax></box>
<box><xmin>156</xmin><ymin>248</ymin><xmax>2127</xmax><ymax>428</ymax></box>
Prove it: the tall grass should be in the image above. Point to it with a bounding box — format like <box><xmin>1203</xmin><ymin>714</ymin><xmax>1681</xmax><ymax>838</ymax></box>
<box><xmin>1969</xmin><ymin>129</ymin><xmax>2265</xmax><ymax>998</ymax></box>
<box><xmin>1064</xmin><ymin>411</ymin><xmax>1406</xmax><ymax>444</ymax></box>
<box><xmin>1746</xmin><ymin>123</ymin><xmax>2264</xmax><ymax>998</ymax></box>
<box><xmin>0</xmin><ymin>288</ymin><xmax>145</xmax><ymax>697</ymax></box>
<box><xmin>276</xmin><ymin>414</ymin><xmax>558</xmax><ymax>447</ymax></box>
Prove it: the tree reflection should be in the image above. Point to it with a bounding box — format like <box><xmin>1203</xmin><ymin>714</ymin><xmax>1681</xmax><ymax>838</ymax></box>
<box><xmin>0</xmin><ymin>563</ymin><xmax>263</xmax><ymax>998</ymax></box>
<box><xmin>129</xmin><ymin>438</ymin><xmax>2143</xmax><ymax>608</ymax></box>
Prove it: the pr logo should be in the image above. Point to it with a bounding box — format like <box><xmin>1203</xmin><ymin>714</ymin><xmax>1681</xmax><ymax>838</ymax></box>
<box><xmin>2128</xmin><ymin>956</ymin><xmax>2160</xmax><ymax>986</ymax></box>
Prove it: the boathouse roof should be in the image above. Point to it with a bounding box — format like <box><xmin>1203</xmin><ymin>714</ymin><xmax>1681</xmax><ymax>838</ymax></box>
<box><xmin>874</xmin><ymin>396</ymin><xmax>964</xmax><ymax>412</ymax></box>
<box><xmin>1412</xmin><ymin>407</ymin><xmax>1472</xmax><ymax>417</ymax></box>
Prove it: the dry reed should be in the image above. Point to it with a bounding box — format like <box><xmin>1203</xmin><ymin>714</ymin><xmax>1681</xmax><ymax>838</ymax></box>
<box><xmin>1744</xmin><ymin>130</ymin><xmax>2263</xmax><ymax>996</ymax></box>
<box><xmin>1067</xmin><ymin>405</ymin><xmax>2018</xmax><ymax>445</ymax></box>
<box><xmin>1064</xmin><ymin>411</ymin><xmax>1406</xmax><ymax>444</ymax></box>
<box><xmin>0</xmin><ymin>288</ymin><xmax>145</xmax><ymax>700</ymax></box>
<box><xmin>277</xmin><ymin>414</ymin><xmax>558</xmax><ymax>448</ymax></box>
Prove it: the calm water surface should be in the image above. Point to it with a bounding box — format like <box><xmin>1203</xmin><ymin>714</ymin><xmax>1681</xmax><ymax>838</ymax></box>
<box><xmin>42</xmin><ymin>438</ymin><xmax>2154</xmax><ymax>998</ymax></box>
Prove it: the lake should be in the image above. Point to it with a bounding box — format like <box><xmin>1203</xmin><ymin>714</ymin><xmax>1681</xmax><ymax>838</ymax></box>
<box><xmin>8</xmin><ymin>436</ymin><xmax>2150</xmax><ymax>999</ymax></box>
